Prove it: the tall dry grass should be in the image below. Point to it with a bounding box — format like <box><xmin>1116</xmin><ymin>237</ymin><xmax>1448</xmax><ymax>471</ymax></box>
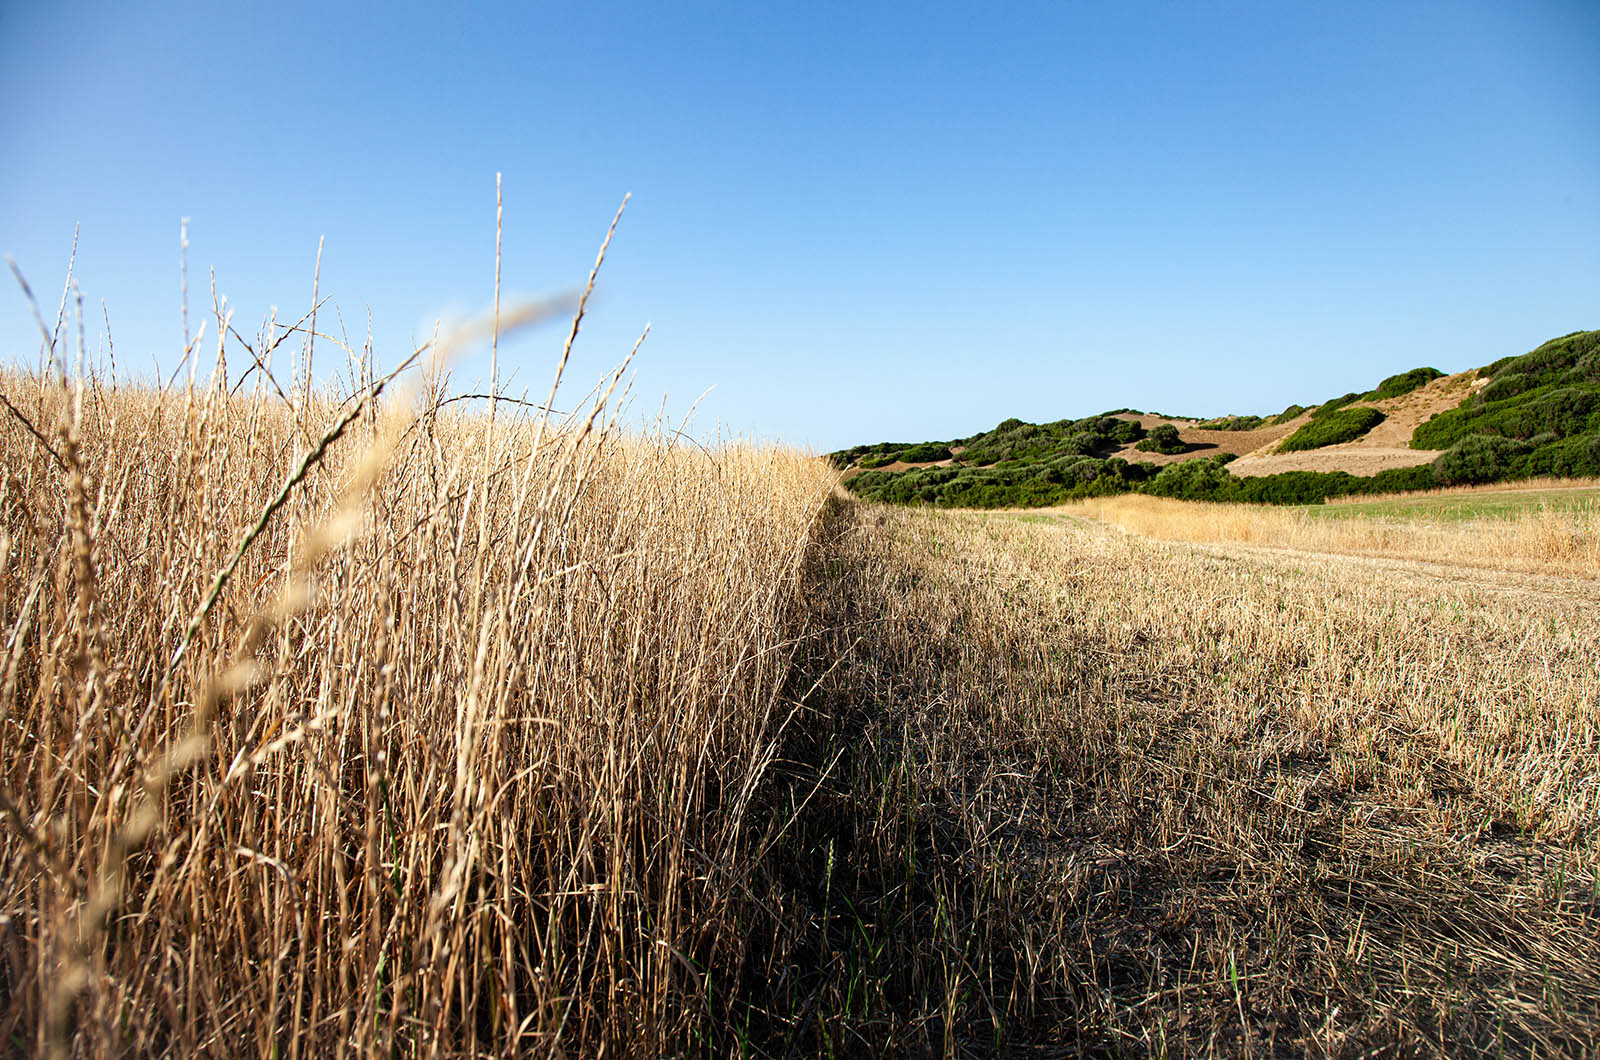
<box><xmin>1064</xmin><ymin>492</ymin><xmax>1600</xmax><ymax>578</ymax></box>
<box><xmin>0</xmin><ymin>295</ymin><xmax>836</xmax><ymax>1055</ymax></box>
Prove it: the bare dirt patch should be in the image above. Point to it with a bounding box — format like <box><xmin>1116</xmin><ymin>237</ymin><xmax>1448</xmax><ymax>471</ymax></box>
<box><xmin>1227</xmin><ymin>370</ymin><xmax>1478</xmax><ymax>476</ymax></box>
<box><xmin>1229</xmin><ymin>445</ymin><xmax>1439</xmax><ymax>476</ymax></box>
<box><xmin>840</xmin><ymin>457</ymin><xmax>953</xmax><ymax>481</ymax></box>
<box><xmin>1106</xmin><ymin>414</ymin><xmax>1301</xmax><ymax>466</ymax></box>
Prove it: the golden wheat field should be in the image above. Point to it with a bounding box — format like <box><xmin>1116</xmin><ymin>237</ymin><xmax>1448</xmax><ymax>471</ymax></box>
<box><xmin>4</xmin><ymin>294</ymin><xmax>1600</xmax><ymax>1057</ymax></box>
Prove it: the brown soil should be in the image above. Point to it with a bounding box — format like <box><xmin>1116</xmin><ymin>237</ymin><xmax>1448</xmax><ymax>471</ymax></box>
<box><xmin>840</xmin><ymin>458</ymin><xmax>953</xmax><ymax>481</ymax></box>
<box><xmin>1105</xmin><ymin>415</ymin><xmax>1300</xmax><ymax>467</ymax></box>
<box><xmin>1228</xmin><ymin>446</ymin><xmax>1440</xmax><ymax>477</ymax></box>
<box><xmin>1228</xmin><ymin>370</ymin><xmax>1479</xmax><ymax>477</ymax></box>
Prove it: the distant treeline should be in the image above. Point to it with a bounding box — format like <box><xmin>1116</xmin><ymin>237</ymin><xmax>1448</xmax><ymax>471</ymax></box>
<box><xmin>834</xmin><ymin>331</ymin><xmax>1600</xmax><ymax>508</ymax></box>
<box><xmin>845</xmin><ymin>453</ymin><xmax>1439</xmax><ymax>508</ymax></box>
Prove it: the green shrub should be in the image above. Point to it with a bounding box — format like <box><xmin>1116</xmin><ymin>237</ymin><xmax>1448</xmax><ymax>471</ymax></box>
<box><xmin>1060</xmin><ymin>457</ymin><xmax>1107</xmax><ymax>483</ymax></box>
<box><xmin>1413</xmin><ymin>384</ymin><xmax>1598</xmax><ymax>449</ymax></box>
<box><xmin>1502</xmin><ymin>330</ymin><xmax>1600</xmax><ymax>387</ymax></box>
<box><xmin>1310</xmin><ymin>393</ymin><xmax>1360</xmax><ymax>419</ymax></box>
<box><xmin>830</xmin><ymin>441</ymin><xmax>913</xmax><ymax>468</ymax></box>
<box><xmin>1576</xmin><ymin>349</ymin><xmax>1600</xmax><ymax>384</ymax></box>
<box><xmin>1135</xmin><ymin>424</ymin><xmax>1185</xmax><ymax>454</ymax></box>
<box><xmin>1109</xmin><ymin>418</ymin><xmax>1145</xmax><ymax>443</ymax></box>
<box><xmin>1058</xmin><ymin>431</ymin><xmax>1100</xmax><ymax>456</ymax></box>
<box><xmin>1366</xmin><ymin>464</ymin><xmax>1436</xmax><ymax>494</ymax></box>
<box><xmin>1143</xmin><ymin>457</ymin><xmax>1238</xmax><ymax>501</ymax></box>
<box><xmin>1236</xmin><ymin>470</ymin><xmax>1361</xmax><ymax>505</ymax></box>
<box><xmin>1366</xmin><ymin>367</ymin><xmax>1443</xmax><ymax>401</ymax></box>
<box><xmin>1525</xmin><ymin>434</ymin><xmax>1600</xmax><ymax>478</ymax></box>
<box><xmin>1271</xmin><ymin>404</ymin><xmax>1307</xmax><ymax>425</ymax></box>
<box><xmin>1478</xmin><ymin>372</ymin><xmax>1530</xmax><ymax>404</ymax></box>
<box><xmin>1280</xmin><ymin>406</ymin><xmax>1385</xmax><ymax>452</ymax></box>
<box><xmin>1196</xmin><ymin>415</ymin><xmax>1267</xmax><ymax>431</ymax></box>
<box><xmin>897</xmin><ymin>442</ymin><xmax>953</xmax><ymax>463</ymax></box>
<box><xmin>1433</xmin><ymin>435</ymin><xmax>1531</xmax><ymax>486</ymax></box>
<box><xmin>1526</xmin><ymin>387</ymin><xmax>1599</xmax><ymax>434</ymax></box>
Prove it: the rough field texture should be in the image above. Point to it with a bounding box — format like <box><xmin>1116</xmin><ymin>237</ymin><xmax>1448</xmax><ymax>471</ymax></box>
<box><xmin>781</xmin><ymin>502</ymin><xmax>1600</xmax><ymax>1055</ymax></box>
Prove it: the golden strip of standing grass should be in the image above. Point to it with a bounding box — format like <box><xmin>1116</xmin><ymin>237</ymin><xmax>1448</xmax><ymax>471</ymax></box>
<box><xmin>1062</xmin><ymin>492</ymin><xmax>1600</xmax><ymax>579</ymax></box>
<box><xmin>0</xmin><ymin>343</ymin><xmax>836</xmax><ymax>1055</ymax></box>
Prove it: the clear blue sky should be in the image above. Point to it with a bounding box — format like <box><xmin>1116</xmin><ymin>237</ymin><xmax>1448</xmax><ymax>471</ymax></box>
<box><xmin>3</xmin><ymin>1</ymin><xmax>1597</xmax><ymax>451</ymax></box>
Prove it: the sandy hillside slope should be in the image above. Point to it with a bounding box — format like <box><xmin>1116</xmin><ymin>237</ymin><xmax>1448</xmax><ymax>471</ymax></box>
<box><xmin>1100</xmin><ymin>413</ymin><xmax>1299</xmax><ymax>466</ymax></box>
<box><xmin>1228</xmin><ymin>370</ymin><xmax>1481</xmax><ymax>477</ymax></box>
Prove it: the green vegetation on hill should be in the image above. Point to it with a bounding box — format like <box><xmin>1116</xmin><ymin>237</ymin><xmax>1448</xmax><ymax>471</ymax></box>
<box><xmin>849</xmin><ymin>456</ymin><xmax>1157</xmax><ymax>508</ymax></box>
<box><xmin>1309</xmin><ymin>393</ymin><xmax>1361</xmax><ymax>419</ymax></box>
<box><xmin>953</xmin><ymin>413</ymin><xmax>1145</xmax><ymax>466</ymax></box>
<box><xmin>1134</xmin><ymin>423</ymin><xmax>1186</xmax><ymax>454</ymax></box>
<box><xmin>1300</xmin><ymin>367</ymin><xmax>1441</xmax><ymax>426</ymax></box>
<box><xmin>1279</xmin><ymin>406</ymin><xmax>1385</xmax><ymax>452</ymax></box>
<box><xmin>847</xmin><ymin>451</ymin><xmax>1435</xmax><ymax>509</ymax></box>
<box><xmin>831</xmin><ymin>441</ymin><xmax>915</xmax><ymax>469</ymax></box>
<box><xmin>834</xmin><ymin>440</ymin><xmax>958</xmax><ymax>469</ymax></box>
<box><xmin>1412</xmin><ymin>330</ymin><xmax>1600</xmax><ymax>481</ymax></box>
<box><xmin>1366</xmin><ymin>366</ymin><xmax>1443</xmax><ymax>400</ymax></box>
<box><xmin>1196</xmin><ymin>414</ymin><xmax>1267</xmax><ymax>431</ymax></box>
<box><xmin>834</xmin><ymin>332</ymin><xmax>1599</xmax><ymax>508</ymax></box>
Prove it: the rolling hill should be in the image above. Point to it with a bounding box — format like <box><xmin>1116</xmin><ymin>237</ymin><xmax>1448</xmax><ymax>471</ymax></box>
<box><xmin>833</xmin><ymin>329</ymin><xmax>1600</xmax><ymax>507</ymax></box>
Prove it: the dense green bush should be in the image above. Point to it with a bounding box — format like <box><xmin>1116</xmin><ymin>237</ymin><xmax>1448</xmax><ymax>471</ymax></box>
<box><xmin>1280</xmin><ymin>406</ymin><xmax>1385</xmax><ymax>452</ymax></box>
<box><xmin>831</xmin><ymin>441</ymin><xmax>914</xmax><ymax>468</ymax></box>
<box><xmin>1109</xmin><ymin>418</ymin><xmax>1145</xmax><ymax>443</ymax></box>
<box><xmin>1433</xmin><ymin>435</ymin><xmax>1531</xmax><ymax>486</ymax></box>
<box><xmin>1577</xmin><ymin>349</ymin><xmax>1600</xmax><ymax>384</ymax></box>
<box><xmin>1106</xmin><ymin>457</ymin><xmax>1157</xmax><ymax>483</ymax></box>
<box><xmin>897</xmin><ymin>442</ymin><xmax>953</xmax><ymax>463</ymax></box>
<box><xmin>1503</xmin><ymin>330</ymin><xmax>1600</xmax><ymax>387</ymax></box>
<box><xmin>1310</xmin><ymin>393</ymin><xmax>1360</xmax><ymax>420</ymax></box>
<box><xmin>1413</xmin><ymin>385</ymin><xmax>1597</xmax><ymax>449</ymax></box>
<box><xmin>848</xmin><ymin>451</ymin><xmax>1448</xmax><ymax>511</ymax></box>
<box><xmin>1406</xmin><ymin>332</ymin><xmax>1600</xmax><ymax>490</ymax></box>
<box><xmin>1196</xmin><ymin>415</ymin><xmax>1267</xmax><ymax>431</ymax></box>
<box><xmin>1135</xmin><ymin>424</ymin><xmax>1186</xmax><ymax>454</ymax></box>
<box><xmin>1237</xmin><ymin>470</ymin><xmax>1359</xmax><ymax>505</ymax></box>
<box><xmin>1366</xmin><ymin>464</ymin><xmax>1436</xmax><ymax>493</ymax></box>
<box><xmin>1524</xmin><ymin>433</ymin><xmax>1600</xmax><ymax>479</ymax></box>
<box><xmin>1271</xmin><ymin>404</ymin><xmax>1307</xmax><ymax>425</ymax></box>
<box><xmin>938</xmin><ymin>412</ymin><xmax>1155</xmax><ymax>467</ymax></box>
<box><xmin>1059</xmin><ymin>457</ymin><xmax>1106</xmax><ymax>483</ymax></box>
<box><xmin>1478</xmin><ymin>372</ymin><xmax>1530</xmax><ymax>404</ymax></box>
<box><xmin>1144</xmin><ymin>457</ymin><xmax>1238</xmax><ymax>500</ymax></box>
<box><xmin>1366</xmin><ymin>366</ymin><xmax>1443</xmax><ymax>401</ymax></box>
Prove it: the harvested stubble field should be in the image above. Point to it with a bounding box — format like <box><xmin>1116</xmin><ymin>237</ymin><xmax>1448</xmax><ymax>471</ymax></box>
<box><xmin>786</xmin><ymin>502</ymin><xmax>1600</xmax><ymax>1056</ymax></box>
<box><xmin>4</xmin><ymin>359</ymin><xmax>1600</xmax><ymax>1056</ymax></box>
